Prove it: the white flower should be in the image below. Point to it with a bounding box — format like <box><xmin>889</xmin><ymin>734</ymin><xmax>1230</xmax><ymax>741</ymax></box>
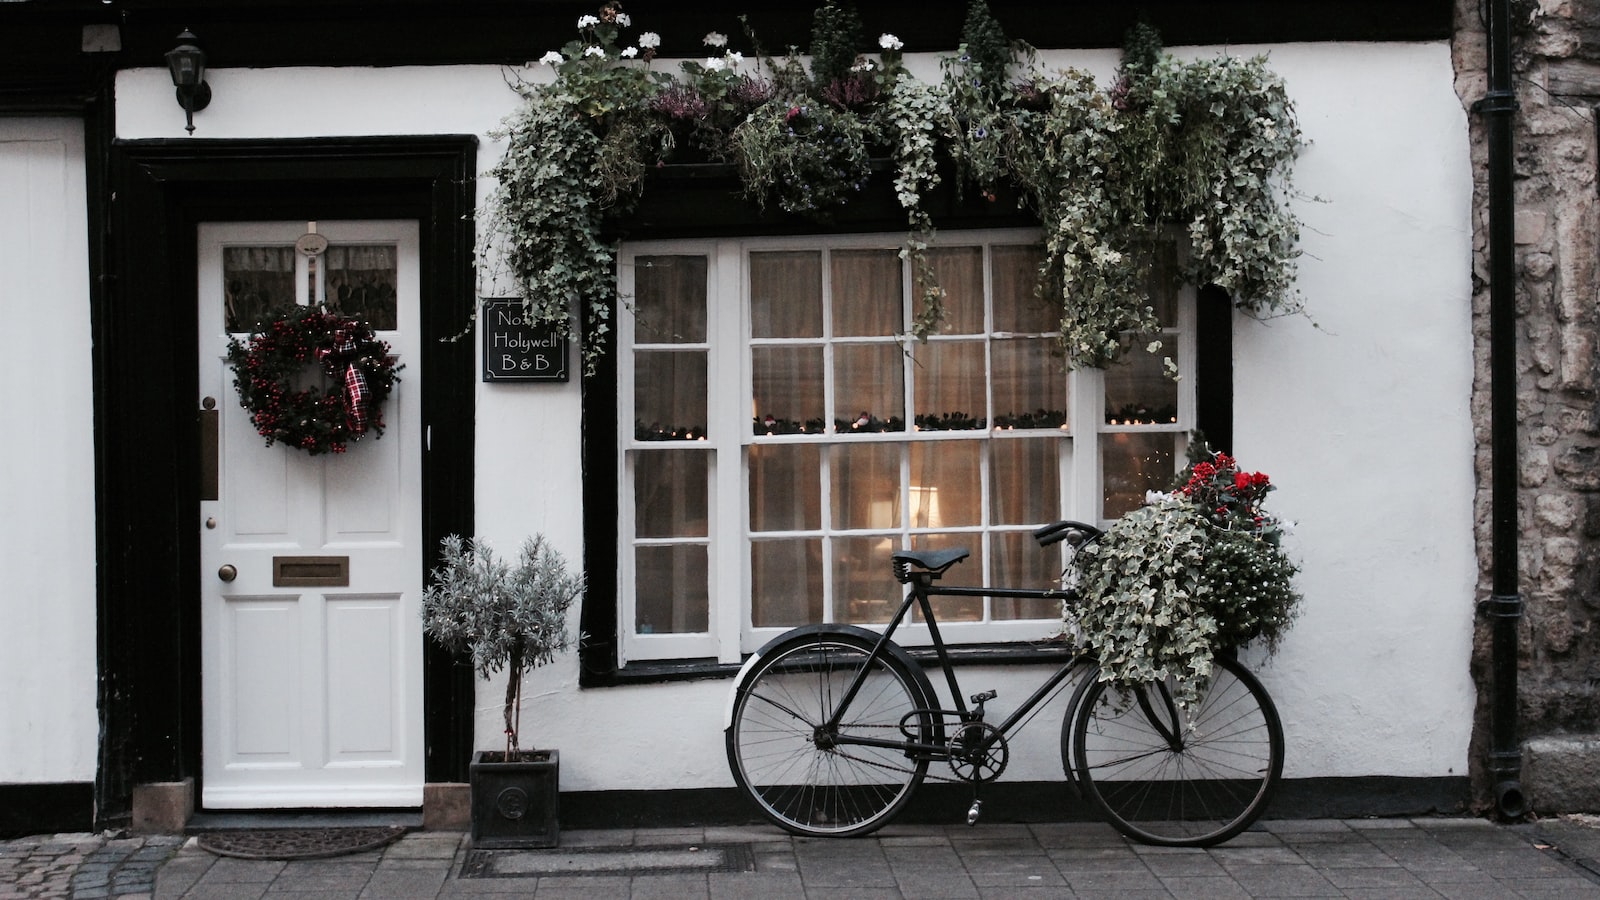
<box><xmin>1144</xmin><ymin>490</ymin><xmax>1175</xmax><ymax>505</ymax></box>
<box><xmin>851</xmin><ymin>59</ymin><xmax>876</xmax><ymax>72</ymax></box>
<box><xmin>726</xmin><ymin>50</ymin><xmax>744</xmax><ymax>67</ymax></box>
<box><xmin>704</xmin><ymin>56</ymin><xmax>727</xmax><ymax>72</ymax></box>
<box><xmin>703</xmin><ymin>31</ymin><xmax>728</xmax><ymax>48</ymax></box>
<box><xmin>583</xmin><ymin>45</ymin><xmax>606</xmax><ymax>58</ymax></box>
<box><xmin>577</xmin><ymin>14</ymin><xmax>600</xmax><ymax>28</ymax></box>
<box><xmin>539</xmin><ymin>50</ymin><xmax>564</xmax><ymax>66</ymax></box>
<box><xmin>615</xmin><ymin>12</ymin><xmax>632</xmax><ymax>27</ymax></box>
<box><xmin>620</xmin><ymin>46</ymin><xmax>639</xmax><ymax>58</ymax></box>
<box><xmin>638</xmin><ymin>31</ymin><xmax>661</xmax><ymax>49</ymax></box>
<box><xmin>879</xmin><ymin>33</ymin><xmax>904</xmax><ymax>51</ymax></box>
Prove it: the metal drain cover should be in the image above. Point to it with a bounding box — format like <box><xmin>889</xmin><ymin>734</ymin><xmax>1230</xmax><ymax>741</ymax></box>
<box><xmin>462</xmin><ymin>843</ymin><xmax>755</xmax><ymax>878</ymax></box>
<box><xmin>197</xmin><ymin>826</ymin><xmax>409</xmax><ymax>860</ymax></box>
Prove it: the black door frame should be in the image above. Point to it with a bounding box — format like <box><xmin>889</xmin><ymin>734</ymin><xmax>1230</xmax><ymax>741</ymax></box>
<box><xmin>97</xmin><ymin>136</ymin><xmax>477</xmax><ymax>825</ymax></box>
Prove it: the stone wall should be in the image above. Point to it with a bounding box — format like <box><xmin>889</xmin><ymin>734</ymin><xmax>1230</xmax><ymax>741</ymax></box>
<box><xmin>1455</xmin><ymin>0</ymin><xmax>1600</xmax><ymax>811</ymax></box>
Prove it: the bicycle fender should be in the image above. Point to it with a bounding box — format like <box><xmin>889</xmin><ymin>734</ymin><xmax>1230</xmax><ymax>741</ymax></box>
<box><xmin>722</xmin><ymin>624</ymin><xmax>942</xmax><ymax>736</ymax></box>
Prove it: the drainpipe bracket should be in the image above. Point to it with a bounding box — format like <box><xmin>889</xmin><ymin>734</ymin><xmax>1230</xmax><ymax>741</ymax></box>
<box><xmin>1477</xmin><ymin>592</ymin><xmax>1523</xmax><ymax>620</ymax></box>
<box><xmin>1472</xmin><ymin>90</ymin><xmax>1519</xmax><ymax>117</ymax></box>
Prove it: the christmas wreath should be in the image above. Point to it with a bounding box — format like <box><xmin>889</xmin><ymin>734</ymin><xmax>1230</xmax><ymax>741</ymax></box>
<box><xmin>225</xmin><ymin>305</ymin><xmax>402</xmax><ymax>456</ymax></box>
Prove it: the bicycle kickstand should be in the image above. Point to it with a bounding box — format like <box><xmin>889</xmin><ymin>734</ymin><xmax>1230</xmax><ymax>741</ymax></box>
<box><xmin>965</xmin><ymin>689</ymin><xmax>998</xmax><ymax>826</ymax></box>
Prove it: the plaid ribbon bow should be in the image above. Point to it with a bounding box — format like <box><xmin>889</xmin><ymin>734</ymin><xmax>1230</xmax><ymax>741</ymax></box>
<box><xmin>319</xmin><ymin>329</ymin><xmax>372</xmax><ymax>435</ymax></box>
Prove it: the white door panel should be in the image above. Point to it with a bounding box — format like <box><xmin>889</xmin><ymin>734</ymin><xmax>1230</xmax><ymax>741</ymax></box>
<box><xmin>199</xmin><ymin>221</ymin><xmax>423</xmax><ymax>809</ymax></box>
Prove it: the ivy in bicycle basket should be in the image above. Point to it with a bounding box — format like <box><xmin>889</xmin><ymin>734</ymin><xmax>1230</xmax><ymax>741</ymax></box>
<box><xmin>1069</xmin><ymin>450</ymin><xmax>1301</xmax><ymax>707</ymax></box>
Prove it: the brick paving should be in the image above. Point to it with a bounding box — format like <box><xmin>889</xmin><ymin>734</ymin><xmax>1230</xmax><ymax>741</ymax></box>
<box><xmin>4</xmin><ymin>818</ymin><xmax>1600</xmax><ymax>899</ymax></box>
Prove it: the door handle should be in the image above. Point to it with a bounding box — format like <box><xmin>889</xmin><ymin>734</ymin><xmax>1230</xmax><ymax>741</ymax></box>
<box><xmin>218</xmin><ymin>564</ymin><xmax>237</xmax><ymax>583</ymax></box>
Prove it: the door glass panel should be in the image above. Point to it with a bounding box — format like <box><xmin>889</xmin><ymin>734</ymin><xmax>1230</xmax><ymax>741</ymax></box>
<box><xmin>635</xmin><ymin>351</ymin><xmax>708</xmax><ymax>440</ymax></box>
<box><xmin>224</xmin><ymin>246</ymin><xmax>295</xmax><ymax>332</ymax></box>
<box><xmin>634</xmin><ymin>450</ymin><xmax>709</xmax><ymax>538</ymax></box>
<box><xmin>324</xmin><ymin>244</ymin><xmax>398</xmax><ymax>330</ymax></box>
<box><xmin>1105</xmin><ymin>342</ymin><xmax>1178</xmax><ymax>425</ymax></box>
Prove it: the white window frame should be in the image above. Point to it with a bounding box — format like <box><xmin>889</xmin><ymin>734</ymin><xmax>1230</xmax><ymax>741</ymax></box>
<box><xmin>617</xmin><ymin>229</ymin><xmax>1195</xmax><ymax>665</ymax></box>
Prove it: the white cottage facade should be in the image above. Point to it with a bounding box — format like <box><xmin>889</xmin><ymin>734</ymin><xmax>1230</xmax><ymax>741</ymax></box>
<box><xmin>0</xmin><ymin>1</ymin><xmax>1479</xmax><ymax>835</ymax></box>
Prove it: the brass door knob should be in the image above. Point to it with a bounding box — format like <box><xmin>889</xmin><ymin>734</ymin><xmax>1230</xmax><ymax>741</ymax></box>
<box><xmin>218</xmin><ymin>564</ymin><xmax>238</xmax><ymax>583</ymax></box>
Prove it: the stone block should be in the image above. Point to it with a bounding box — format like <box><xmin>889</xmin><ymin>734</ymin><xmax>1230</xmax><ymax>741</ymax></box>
<box><xmin>130</xmin><ymin>779</ymin><xmax>192</xmax><ymax>835</ymax></box>
<box><xmin>422</xmin><ymin>782</ymin><xmax>470</xmax><ymax>831</ymax></box>
<box><xmin>1524</xmin><ymin>735</ymin><xmax>1600</xmax><ymax>812</ymax></box>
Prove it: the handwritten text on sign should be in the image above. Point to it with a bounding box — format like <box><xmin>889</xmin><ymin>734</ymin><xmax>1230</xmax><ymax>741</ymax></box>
<box><xmin>481</xmin><ymin>299</ymin><xmax>569</xmax><ymax>383</ymax></box>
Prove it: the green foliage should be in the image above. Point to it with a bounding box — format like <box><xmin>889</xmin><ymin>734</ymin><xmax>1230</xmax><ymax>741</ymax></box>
<box><xmin>1070</xmin><ymin>454</ymin><xmax>1300</xmax><ymax>707</ymax></box>
<box><xmin>482</xmin><ymin>2</ymin><xmax>1306</xmax><ymax>377</ymax></box>
<box><xmin>808</xmin><ymin>0</ymin><xmax>864</xmax><ymax>89</ymax></box>
<box><xmin>421</xmin><ymin>535</ymin><xmax>584</xmax><ymax>752</ymax></box>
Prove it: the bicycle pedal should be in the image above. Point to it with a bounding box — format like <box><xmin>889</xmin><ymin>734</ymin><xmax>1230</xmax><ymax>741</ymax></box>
<box><xmin>969</xmin><ymin>689</ymin><xmax>998</xmax><ymax>704</ymax></box>
<box><xmin>967</xmin><ymin>799</ymin><xmax>983</xmax><ymax>826</ymax></box>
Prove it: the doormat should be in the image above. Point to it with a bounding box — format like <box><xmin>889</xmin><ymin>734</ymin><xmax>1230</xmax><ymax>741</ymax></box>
<box><xmin>197</xmin><ymin>826</ymin><xmax>409</xmax><ymax>860</ymax></box>
<box><xmin>461</xmin><ymin>843</ymin><xmax>755</xmax><ymax>878</ymax></box>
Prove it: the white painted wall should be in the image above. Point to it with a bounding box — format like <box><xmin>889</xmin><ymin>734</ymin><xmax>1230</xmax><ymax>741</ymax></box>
<box><xmin>0</xmin><ymin>118</ymin><xmax>100</xmax><ymax>783</ymax></box>
<box><xmin>109</xmin><ymin>39</ymin><xmax>1475</xmax><ymax>793</ymax></box>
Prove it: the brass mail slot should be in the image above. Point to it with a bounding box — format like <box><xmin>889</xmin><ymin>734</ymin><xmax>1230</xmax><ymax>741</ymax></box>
<box><xmin>273</xmin><ymin>556</ymin><xmax>350</xmax><ymax>588</ymax></box>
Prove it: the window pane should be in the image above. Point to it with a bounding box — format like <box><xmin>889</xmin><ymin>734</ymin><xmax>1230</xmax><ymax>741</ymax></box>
<box><xmin>832</xmin><ymin>249</ymin><xmax>902</xmax><ymax>337</ymax></box>
<box><xmin>635</xmin><ymin>350</ymin><xmax>707</xmax><ymax>440</ymax></box>
<box><xmin>990</xmin><ymin>438</ymin><xmax>1060</xmax><ymax>525</ymax></box>
<box><xmin>634</xmin><ymin>255</ymin><xmax>707</xmax><ymax>343</ymax></box>
<box><xmin>634</xmin><ymin>450</ymin><xmax>708</xmax><ymax>538</ymax></box>
<box><xmin>914</xmin><ymin>340</ymin><xmax>986</xmax><ymax>430</ymax></box>
<box><xmin>992</xmin><ymin>337</ymin><xmax>1068</xmax><ymax>430</ymax></box>
<box><xmin>325</xmin><ymin>244</ymin><xmax>397</xmax><ymax>330</ymax></box>
<box><xmin>925</xmin><ymin>246</ymin><xmax>983</xmax><ymax>334</ymax></box>
<box><xmin>991</xmin><ymin>532</ymin><xmax>1061</xmax><ymax>619</ymax></box>
<box><xmin>751</xmin><ymin>539</ymin><xmax>823</xmax><ymax>627</ymax></box>
<box><xmin>992</xmin><ymin>244</ymin><xmax>1051</xmax><ymax>333</ymax></box>
<box><xmin>834</xmin><ymin>536</ymin><xmax>900</xmax><ymax>624</ymax></box>
<box><xmin>1101</xmin><ymin>432</ymin><xmax>1177</xmax><ymax>518</ymax></box>
<box><xmin>831</xmin><ymin>443</ymin><xmax>901</xmax><ymax>530</ymax></box>
<box><xmin>909</xmin><ymin>442</ymin><xmax>981</xmax><ymax>528</ymax></box>
<box><xmin>834</xmin><ymin>344</ymin><xmax>904</xmax><ymax>432</ymax></box>
<box><xmin>752</xmin><ymin>346</ymin><xmax>823</xmax><ymax>434</ymax></box>
<box><xmin>635</xmin><ymin>544</ymin><xmax>708</xmax><ymax>633</ymax></box>
<box><xmin>1146</xmin><ymin>242</ymin><xmax>1179</xmax><ymax>327</ymax></box>
<box><xmin>1104</xmin><ymin>342</ymin><xmax>1178</xmax><ymax>425</ymax></box>
<box><xmin>224</xmin><ymin>246</ymin><xmax>295</xmax><ymax>333</ymax></box>
<box><xmin>751</xmin><ymin>251</ymin><xmax>821</xmax><ymax>338</ymax></box>
<box><xmin>750</xmin><ymin>444</ymin><xmax>821</xmax><ymax>532</ymax></box>
<box><xmin>910</xmin><ymin>534</ymin><xmax>982</xmax><ymax>618</ymax></box>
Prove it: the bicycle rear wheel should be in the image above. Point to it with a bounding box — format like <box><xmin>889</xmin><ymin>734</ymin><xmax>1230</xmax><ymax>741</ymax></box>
<box><xmin>726</xmin><ymin>631</ymin><xmax>931</xmax><ymax>837</ymax></box>
<box><xmin>1066</xmin><ymin>655</ymin><xmax>1283</xmax><ymax>847</ymax></box>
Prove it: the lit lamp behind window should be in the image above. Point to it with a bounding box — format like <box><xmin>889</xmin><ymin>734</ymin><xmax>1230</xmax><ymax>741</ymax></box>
<box><xmin>165</xmin><ymin>29</ymin><xmax>211</xmax><ymax>134</ymax></box>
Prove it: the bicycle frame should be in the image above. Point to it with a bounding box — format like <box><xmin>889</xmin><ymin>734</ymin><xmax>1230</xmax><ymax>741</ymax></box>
<box><xmin>822</xmin><ymin>569</ymin><xmax>1090</xmax><ymax>762</ymax></box>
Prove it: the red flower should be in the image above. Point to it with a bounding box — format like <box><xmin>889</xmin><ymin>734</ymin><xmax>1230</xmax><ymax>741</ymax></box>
<box><xmin>1235</xmin><ymin>472</ymin><xmax>1251</xmax><ymax>489</ymax></box>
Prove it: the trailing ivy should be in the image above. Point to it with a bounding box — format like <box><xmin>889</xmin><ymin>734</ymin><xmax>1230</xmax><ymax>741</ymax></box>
<box><xmin>480</xmin><ymin>1</ymin><xmax>1306</xmax><ymax>375</ymax></box>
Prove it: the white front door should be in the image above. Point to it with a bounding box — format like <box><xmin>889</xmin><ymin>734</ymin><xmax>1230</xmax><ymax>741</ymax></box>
<box><xmin>198</xmin><ymin>221</ymin><xmax>424</xmax><ymax>809</ymax></box>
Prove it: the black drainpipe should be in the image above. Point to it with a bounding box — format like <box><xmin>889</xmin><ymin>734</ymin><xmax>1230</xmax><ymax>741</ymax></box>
<box><xmin>1473</xmin><ymin>0</ymin><xmax>1527</xmax><ymax>819</ymax></box>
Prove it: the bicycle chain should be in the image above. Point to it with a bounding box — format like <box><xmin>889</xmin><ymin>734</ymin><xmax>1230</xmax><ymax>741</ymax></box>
<box><xmin>822</xmin><ymin>723</ymin><xmax>998</xmax><ymax>785</ymax></box>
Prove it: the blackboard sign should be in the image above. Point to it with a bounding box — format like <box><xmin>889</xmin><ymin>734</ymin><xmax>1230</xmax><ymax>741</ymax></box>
<box><xmin>481</xmin><ymin>299</ymin><xmax>569</xmax><ymax>383</ymax></box>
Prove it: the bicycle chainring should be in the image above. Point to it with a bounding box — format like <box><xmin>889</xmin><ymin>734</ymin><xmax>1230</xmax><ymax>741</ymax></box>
<box><xmin>948</xmin><ymin>722</ymin><xmax>1008</xmax><ymax>783</ymax></box>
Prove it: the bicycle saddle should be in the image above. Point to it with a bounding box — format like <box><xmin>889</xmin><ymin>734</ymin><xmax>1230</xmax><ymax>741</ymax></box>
<box><xmin>891</xmin><ymin>547</ymin><xmax>970</xmax><ymax>581</ymax></box>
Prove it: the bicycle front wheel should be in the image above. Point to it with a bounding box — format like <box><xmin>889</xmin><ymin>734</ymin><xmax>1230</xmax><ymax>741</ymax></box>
<box><xmin>726</xmin><ymin>631</ymin><xmax>930</xmax><ymax>837</ymax></box>
<box><xmin>1066</xmin><ymin>654</ymin><xmax>1283</xmax><ymax>847</ymax></box>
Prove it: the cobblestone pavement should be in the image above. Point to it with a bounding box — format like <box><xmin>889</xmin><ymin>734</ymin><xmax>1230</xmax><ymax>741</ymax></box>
<box><xmin>0</xmin><ymin>833</ymin><xmax>183</xmax><ymax>900</ymax></box>
<box><xmin>4</xmin><ymin>817</ymin><xmax>1600</xmax><ymax>899</ymax></box>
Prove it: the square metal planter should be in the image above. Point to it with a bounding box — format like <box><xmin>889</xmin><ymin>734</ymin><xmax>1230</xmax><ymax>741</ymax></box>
<box><xmin>470</xmin><ymin>749</ymin><xmax>559</xmax><ymax>848</ymax></box>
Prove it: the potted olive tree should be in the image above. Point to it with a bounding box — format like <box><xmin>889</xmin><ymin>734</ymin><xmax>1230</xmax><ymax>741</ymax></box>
<box><xmin>421</xmin><ymin>534</ymin><xmax>583</xmax><ymax>848</ymax></box>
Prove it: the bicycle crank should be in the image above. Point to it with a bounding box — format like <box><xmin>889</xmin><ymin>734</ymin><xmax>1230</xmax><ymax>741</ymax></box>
<box><xmin>948</xmin><ymin>722</ymin><xmax>1008</xmax><ymax>783</ymax></box>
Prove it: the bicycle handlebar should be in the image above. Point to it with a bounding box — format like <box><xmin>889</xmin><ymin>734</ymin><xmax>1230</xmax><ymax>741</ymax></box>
<box><xmin>1032</xmin><ymin>520</ymin><xmax>1103</xmax><ymax>548</ymax></box>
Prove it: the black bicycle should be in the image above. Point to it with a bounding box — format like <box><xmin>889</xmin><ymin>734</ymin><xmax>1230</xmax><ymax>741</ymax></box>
<box><xmin>724</xmin><ymin>520</ymin><xmax>1284</xmax><ymax>847</ymax></box>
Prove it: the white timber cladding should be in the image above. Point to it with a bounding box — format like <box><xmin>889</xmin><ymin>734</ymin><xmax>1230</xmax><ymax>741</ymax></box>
<box><xmin>91</xmin><ymin>41</ymin><xmax>1476</xmax><ymax>790</ymax></box>
<box><xmin>616</xmin><ymin>231</ymin><xmax>1196</xmax><ymax>666</ymax></box>
<box><xmin>0</xmin><ymin>118</ymin><xmax>99</xmax><ymax>782</ymax></box>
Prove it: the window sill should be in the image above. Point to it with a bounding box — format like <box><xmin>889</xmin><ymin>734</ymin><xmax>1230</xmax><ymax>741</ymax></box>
<box><xmin>594</xmin><ymin>639</ymin><xmax>1082</xmax><ymax>687</ymax></box>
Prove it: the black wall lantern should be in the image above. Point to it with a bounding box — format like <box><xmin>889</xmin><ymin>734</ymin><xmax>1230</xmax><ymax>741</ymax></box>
<box><xmin>164</xmin><ymin>29</ymin><xmax>212</xmax><ymax>134</ymax></box>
